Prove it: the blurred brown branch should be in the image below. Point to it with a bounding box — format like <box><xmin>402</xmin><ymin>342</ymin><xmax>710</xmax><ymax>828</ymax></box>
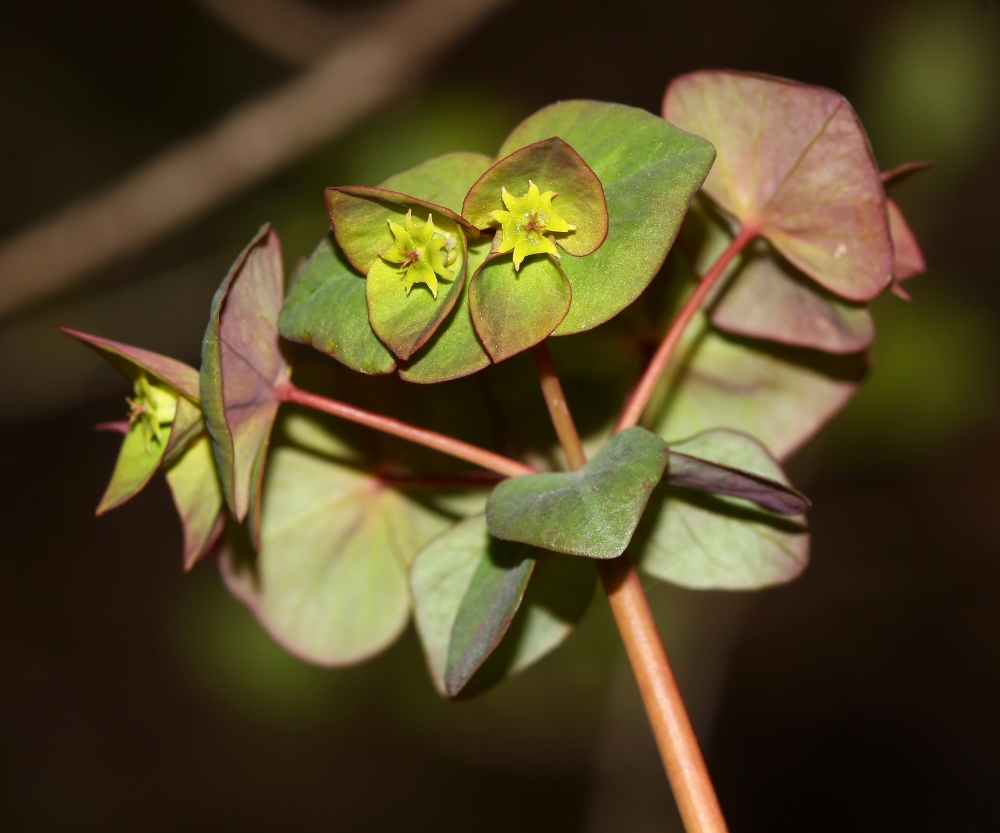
<box><xmin>0</xmin><ymin>0</ymin><xmax>508</xmax><ymax>320</ymax></box>
<box><xmin>198</xmin><ymin>0</ymin><xmax>375</xmax><ymax>67</ymax></box>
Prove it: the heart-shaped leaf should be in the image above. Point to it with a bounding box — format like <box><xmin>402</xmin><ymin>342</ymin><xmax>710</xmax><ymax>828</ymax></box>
<box><xmin>462</xmin><ymin>137</ymin><xmax>608</xmax><ymax>257</ymax></box>
<box><xmin>664</xmin><ymin>70</ymin><xmax>893</xmax><ymax>301</ymax></box>
<box><xmin>486</xmin><ymin>427</ymin><xmax>669</xmax><ymax>559</ymax></box>
<box><xmin>201</xmin><ymin>224</ymin><xmax>291</xmax><ymax>544</ymax></box>
<box><xmin>634</xmin><ymin>429</ymin><xmax>809</xmax><ymax>590</ymax></box>
<box><xmin>469</xmin><ymin>253</ymin><xmax>572</xmax><ymax>362</ymax></box>
<box><xmin>278</xmin><ymin>232</ymin><xmax>397</xmax><ymax>375</ymax></box>
<box><xmin>220</xmin><ymin>413</ymin><xmax>457</xmax><ymax>666</ymax></box>
<box><xmin>497</xmin><ymin>101</ymin><xmax>715</xmax><ymax>334</ymax></box>
<box><xmin>164</xmin><ymin>431</ymin><xmax>226</xmax><ymax>570</ymax></box>
<box><xmin>411</xmin><ymin>514</ymin><xmax>595</xmax><ymax>696</ymax></box>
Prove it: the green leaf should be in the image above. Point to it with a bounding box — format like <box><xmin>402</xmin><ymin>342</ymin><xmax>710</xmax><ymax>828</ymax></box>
<box><xmin>497</xmin><ymin>101</ymin><xmax>715</xmax><ymax>334</ymax></box>
<box><xmin>278</xmin><ymin>232</ymin><xmax>397</xmax><ymax>375</ymax></box>
<box><xmin>486</xmin><ymin>427</ymin><xmax>669</xmax><ymax>559</ymax></box>
<box><xmin>652</xmin><ymin>307</ymin><xmax>865</xmax><ymax>460</ymax></box>
<box><xmin>445</xmin><ymin>536</ymin><xmax>535</xmax><ymax>697</ymax></box>
<box><xmin>411</xmin><ymin>514</ymin><xmax>595</xmax><ymax>696</ymax></box>
<box><xmin>381</xmin><ymin>151</ymin><xmax>494</xmax><ymax>214</ymax></box>
<box><xmin>164</xmin><ymin>432</ymin><xmax>226</xmax><ymax>570</ymax></box>
<box><xmin>398</xmin><ymin>238</ymin><xmax>492</xmax><ymax>383</ymax></box>
<box><xmin>201</xmin><ymin>224</ymin><xmax>291</xmax><ymax>543</ymax></box>
<box><xmin>462</xmin><ymin>137</ymin><xmax>608</xmax><ymax>256</ymax></box>
<box><xmin>62</xmin><ymin>328</ymin><xmax>201</xmax><ymax>514</ymax></box>
<box><xmin>469</xmin><ymin>253</ymin><xmax>572</xmax><ymax>362</ymax></box>
<box><xmin>326</xmin><ymin>185</ymin><xmax>475</xmax><ymax>276</ymax></box>
<box><xmin>221</xmin><ymin>413</ymin><xmax>456</xmax><ymax>666</ymax></box>
<box><xmin>663</xmin><ymin>70</ymin><xmax>893</xmax><ymax>301</ymax></box>
<box><xmin>711</xmin><ymin>243</ymin><xmax>875</xmax><ymax>354</ymax></box>
<box><xmin>634</xmin><ymin>429</ymin><xmax>809</xmax><ymax>590</ymax></box>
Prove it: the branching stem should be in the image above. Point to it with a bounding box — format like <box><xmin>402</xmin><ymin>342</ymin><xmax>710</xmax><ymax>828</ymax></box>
<box><xmin>615</xmin><ymin>224</ymin><xmax>758</xmax><ymax>431</ymax></box>
<box><xmin>279</xmin><ymin>383</ymin><xmax>535</xmax><ymax>478</ymax></box>
<box><xmin>530</xmin><ymin>340</ymin><xmax>729</xmax><ymax>833</ymax></box>
<box><xmin>531</xmin><ymin>341</ymin><xmax>587</xmax><ymax>471</ymax></box>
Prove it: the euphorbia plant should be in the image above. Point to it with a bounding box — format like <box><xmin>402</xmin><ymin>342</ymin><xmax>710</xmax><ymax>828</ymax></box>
<box><xmin>69</xmin><ymin>71</ymin><xmax>925</xmax><ymax>833</ymax></box>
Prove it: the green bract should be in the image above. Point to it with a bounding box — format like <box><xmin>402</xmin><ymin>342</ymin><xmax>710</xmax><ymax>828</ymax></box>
<box><xmin>278</xmin><ymin>101</ymin><xmax>714</xmax><ymax>382</ymax></box>
<box><xmin>61</xmin><ymin>328</ymin><xmax>224</xmax><ymax>569</ymax></box>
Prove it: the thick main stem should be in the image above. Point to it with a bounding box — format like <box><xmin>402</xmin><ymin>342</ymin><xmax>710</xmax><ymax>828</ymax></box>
<box><xmin>616</xmin><ymin>224</ymin><xmax>757</xmax><ymax>432</ymax></box>
<box><xmin>531</xmin><ymin>343</ymin><xmax>728</xmax><ymax>833</ymax></box>
<box><xmin>598</xmin><ymin>558</ymin><xmax>729</xmax><ymax>833</ymax></box>
<box><xmin>280</xmin><ymin>383</ymin><xmax>534</xmax><ymax>478</ymax></box>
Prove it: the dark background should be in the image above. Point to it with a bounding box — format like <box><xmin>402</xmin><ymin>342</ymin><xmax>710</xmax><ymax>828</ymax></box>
<box><xmin>2</xmin><ymin>1</ymin><xmax>999</xmax><ymax>830</ymax></box>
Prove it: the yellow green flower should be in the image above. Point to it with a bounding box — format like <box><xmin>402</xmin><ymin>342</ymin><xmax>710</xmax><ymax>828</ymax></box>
<box><xmin>126</xmin><ymin>373</ymin><xmax>178</xmax><ymax>452</ymax></box>
<box><xmin>490</xmin><ymin>181</ymin><xmax>575</xmax><ymax>271</ymax></box>
<box><xmin>380</xmin><ymin>210</ymin><xmax>456</xmax><ymax>298</ymax></box>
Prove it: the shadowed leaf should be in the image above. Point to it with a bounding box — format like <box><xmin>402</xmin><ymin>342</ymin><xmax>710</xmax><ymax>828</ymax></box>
<box><xmin>668</xmin><ymin>445</ymin><xmax>810</xmax><ymax>515</ymax></box>
<box><xmin>201</xmin><ymin>224</ymin><xmax>291</xmax><ymax>544</ymax></box>
<box><xmin>498</xmin><ymin>101</ymin><xmax>715</xmax><ymax>334</ymax></box>
<box><xmin>635</xmin><ymin>429</ymin><xmax>809</xmax><ymax>590</ymax></box>
<box><xmin>164</xmin><ymin>432</ymin><xmax>226</xmax><ymax>570</ymax></box>
<box><xmin>278</xmin><ymin>232</ymin><xmax>396</xmax><ymax>375</ymax></box>
<box><xmin>220</xmin><ymin>414</ymin><xmax>455</xmax><ymax>666</ymax></box>
<box><xmin>887</xmin><ymin>198</ymin><xmax>926</xmax><ymax>284</ymax></box>
<box><xmin>444</xmin><ymin>536</ymin><xmax>535</xmax><ymax>696</ymax></box>
<box><xmin>487</xmin><ymin>427</ymin><xmax>669</xmax><ymax>559</ymax></box>
<box><xmin>711</xmin><ymin>243</ymin><xmax>875</xmax><ymax>354</ymax></box>
<box><xmin>470</xmin><ymin>254</ymin><xmax>571</xmax><ymax>362</ymax></box>
<box><xmin>411</xmin><ymin>515</ymin><xmax>595</xmax><ymax>696</ymax></box>
<box><xmin>462</xmin><ymin>137</ymin><xmax>608</xmax><ymax>256</ymax></box>
<box><xmin>664</xmin><ymin>70</ymin><xmax>892</xmax><ymax>301</ymax></box>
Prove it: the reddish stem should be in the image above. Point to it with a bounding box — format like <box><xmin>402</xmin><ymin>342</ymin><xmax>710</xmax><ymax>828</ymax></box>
<box><xmin>598</xmin><ymin>558</ymin><xmax>730</xmax><ymax>833</ymax></box>
<box><xmin>279</xmin><ymin>383</ymin><xmax>535</xmax><ymax>479</ymax></box>
<box><xmin>530</xmin><ymin>344</ymin><xmax>729</xmax><ymax>833</ymax></box>
<box><xmin>532</xmin><ymin>341</ymin><xmax>587</xmax><ymax>471</ymax></box>
<box><xmin>615</xmin><ymin>225</ymin><xmax>758</xmax><ymax>432</ymax></box>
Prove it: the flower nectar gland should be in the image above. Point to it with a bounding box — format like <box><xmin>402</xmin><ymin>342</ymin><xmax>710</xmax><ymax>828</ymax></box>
<box><xmin>380</xmin><ymin>210</ymin><xmax>457</xmax><ymax>299</ymax></box>
<box><xmin>491</xmin><ymin>181</ymin><xmax>575</xmax><ymax>271</ymax></box>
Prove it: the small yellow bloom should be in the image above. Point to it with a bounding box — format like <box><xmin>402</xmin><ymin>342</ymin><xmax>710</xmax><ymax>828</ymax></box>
<box><xmin>125</xmin><ymin>374</ymin><xmax>177</xmax><ymax>452</ymax></box>
<box><xmin>490</xmin><ymin>181</ymin><xmax>575</xmax><ymax>271</ymax></box>
<box><xmin>380</xmin><ymin>210</ymin><xmax>455</xmax><ymax>298</ymax></box>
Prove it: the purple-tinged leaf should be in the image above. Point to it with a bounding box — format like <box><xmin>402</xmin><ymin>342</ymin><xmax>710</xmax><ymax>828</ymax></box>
<box><xmin>711</xmin><ymin>244</ymin><xmax>875</xmax><ymax>354</ymax></box>
<box><xmin>61</xmin><ymin>328</ymin><xmax>200</xmax><ymax>399</ymax></box>
<box><xmin>887</xmin><ymin>199</ymin><xmax>926</xmax><ymax>286</ymax></box>
<box><xmin>668</xmin><ymin>449</ymin><xmax>810</xmax><ymax>515</ymax></box>
<box><xmin>201</xmin><ymin>224</ymin><xmax>291</xmax><ymax>545</ymax></box>
<box><xmin>635</xmin><ymin>430</ymin><xmax>809</xmax><ymax>590</ymax></box>
<box><xmin>664</xmin><ymin>71</ymin><xmax>893</xmax><ymax>301</ymax></box>
<box><xmin>881</xmin><ymin>160</ymin><xmax>933</xmax><ymax>188</ymax></box>
<box><xmin>462</xmin><ymin>137</ymin><xmax>608</xmax><ymax>257</ymax></box>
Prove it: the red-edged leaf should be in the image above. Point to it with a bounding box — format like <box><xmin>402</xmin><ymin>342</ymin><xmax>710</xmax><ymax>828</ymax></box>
<box><xmin>664</xmin><ymin>70</ymin><xmax>893</xmax><ymax>301</ymax></box>
<box><xmin>201</xmin><ymin>224</ymin><xmax>291</xmax><ymax>545</ymax></box>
